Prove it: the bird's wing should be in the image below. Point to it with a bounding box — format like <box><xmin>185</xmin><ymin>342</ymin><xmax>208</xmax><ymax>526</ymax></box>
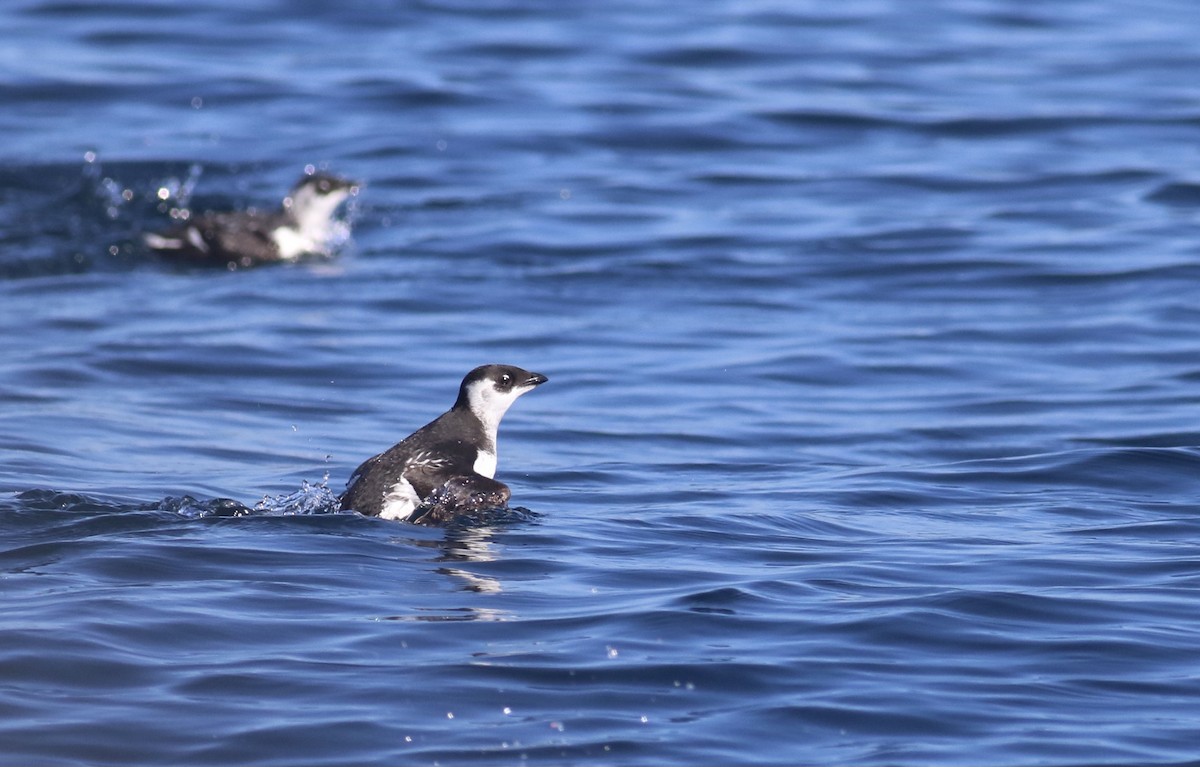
<box><xmin>400</xmin><ymin>444</ymin><xmax>476</xmax><ymax>498</ymax></box>
<box><xmin>145</xmin><ymin>211</ymin><xmax>284</xmax><ymax>266</ymax></box>
<box><xmin>203</xmin><ymin>212</ymin><xmax>285</xmax><ymax>264</ymax></box>
<box><xmin>410</xmin><ymin>474</ymin><xmax>512</xmax><ymax>525</ymax></box>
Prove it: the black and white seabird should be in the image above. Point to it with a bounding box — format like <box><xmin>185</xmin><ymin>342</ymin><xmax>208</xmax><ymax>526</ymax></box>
<box><xmin>143</xmin><ymin>172</ymin><xmax>358</xmax><ymax>269</ymax></box>
<box><xmin>340</xmin><ymin>364</ymin><xmax>549</xmax><ymax>524</ymax></box>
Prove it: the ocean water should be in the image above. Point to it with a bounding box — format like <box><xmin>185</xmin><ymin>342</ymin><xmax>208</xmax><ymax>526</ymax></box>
<box><xmin>3</xmin><ymin>0</ymin><xmax>1200</xmax><ymax>764</ymax></box>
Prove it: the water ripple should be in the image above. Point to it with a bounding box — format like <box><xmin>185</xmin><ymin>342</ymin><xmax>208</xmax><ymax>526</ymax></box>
<box><xmin>5</xmin><ymin>0</ymin><xmax>1200</xmax><ymax>764</ymax></box>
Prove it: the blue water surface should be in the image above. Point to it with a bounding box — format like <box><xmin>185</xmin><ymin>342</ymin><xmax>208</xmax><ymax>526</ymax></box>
<box><xmin>3</xmin><ymin>1</ymin><xmax>1200</xmax><ymax>764</ymax></box>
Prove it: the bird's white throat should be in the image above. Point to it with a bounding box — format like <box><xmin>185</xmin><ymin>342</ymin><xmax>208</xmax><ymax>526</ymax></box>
<box><xmin>465</xmin><ymin>378</ymin><xmax>533</xmax><ymax>439</ymax></box>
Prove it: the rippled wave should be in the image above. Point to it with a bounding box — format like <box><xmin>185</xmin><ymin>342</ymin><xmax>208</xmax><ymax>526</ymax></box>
<box><xmin>4</xmin><ymin>0</ymin><xmax>1200</xmax><ymax>765</ymax></box>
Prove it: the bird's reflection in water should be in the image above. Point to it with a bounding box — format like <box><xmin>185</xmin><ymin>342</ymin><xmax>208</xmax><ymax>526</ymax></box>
<box><xmin>382</xmin><ymin>506</ymin><xmax>540</xmax><ymax>620</ymax></box>
<box><xmin>432</xmin><ymin>525</ymin><xmax>504</xmax><ymax>594</ymax></box>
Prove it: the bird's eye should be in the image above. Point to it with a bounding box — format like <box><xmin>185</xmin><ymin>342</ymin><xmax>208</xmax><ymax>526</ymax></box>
<box><xmin>499</xmin><ymin>374</ymin><xmax>512</xmax><ymax>386</ymax></box>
